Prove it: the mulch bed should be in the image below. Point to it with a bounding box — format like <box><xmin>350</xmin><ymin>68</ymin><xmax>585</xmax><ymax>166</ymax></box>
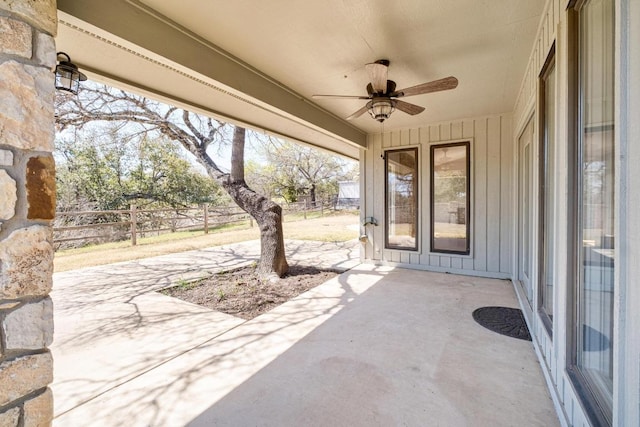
<box><xmin>161</xmin><ymin>264</ymin><xmax>341</xmax><ymax>320</ymax></box>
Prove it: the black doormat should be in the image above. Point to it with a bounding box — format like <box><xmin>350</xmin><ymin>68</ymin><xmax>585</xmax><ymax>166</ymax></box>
<box><xmin>472</xmin><ymin>306</ymin><xmax>532</xmax><ymax>341</ymax></box>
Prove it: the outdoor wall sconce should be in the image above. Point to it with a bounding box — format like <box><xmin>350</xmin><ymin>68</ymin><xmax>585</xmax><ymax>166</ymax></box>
<box><xmin>359</xmin><ymin>217</ymin><xmax>378</xmax><ymax>243</ymax></box>
<box><xmin>55</xmin><ymin>52</ymin><xmax>86</xmax><ymax>95</ymax></box>
<box><xmin>363</xmin><ymin>217</ymin><xmax>378</xmax><ymax>227</ymax></box>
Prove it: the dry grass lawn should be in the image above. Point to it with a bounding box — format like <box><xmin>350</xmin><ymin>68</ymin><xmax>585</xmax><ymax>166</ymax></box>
<box><xmin>54</xmin><ymin>212</ymin><xmax>359</xmax><ymax>272</ymax></box>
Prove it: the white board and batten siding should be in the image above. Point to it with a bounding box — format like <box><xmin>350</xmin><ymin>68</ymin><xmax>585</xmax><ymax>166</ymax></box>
<box><xmin>360</xmin><ymin>114</ymin><xmax>513</xmax><ymax>280</ymax></box>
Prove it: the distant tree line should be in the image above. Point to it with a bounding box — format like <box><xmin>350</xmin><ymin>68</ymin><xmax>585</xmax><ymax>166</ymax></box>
<box><xmin>55</xmin><ymin>127</ymin><xmax>225</xmax><ymax>212</ymax></box>
<box><xmin>56</xmin><ymin>127</ymin><xmax>357</xmax><ymax>213</ymax></box>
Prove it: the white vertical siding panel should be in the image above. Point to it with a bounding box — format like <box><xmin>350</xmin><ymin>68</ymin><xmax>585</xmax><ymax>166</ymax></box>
<box><xmin>390</xmin><ymin>130</ymin><xmax>399</xmax><ymax>147</ymax></box>
<box><xmin>429</xmin><ymin>254</ymin><xmax>439</xmax><ymax>266</ymax></box>
<box><xmin>462</xmin><ymin>119</ymin><xmax>474</xmax><ymax>139</ymax></box>
<box><xmin>451</xmin><ymin>257</ymin><xmax>462</xmax><ymax>269</ymax></box>
<box><xmin>429</xmin><ymin>125</ymin><xmax>441</xmax><ymax>267</ymax></box>
<box><xmin>410</xmin><ymin>128</ymin><xmax>419</xmax><ymax>146</ymax></box>
<box><xmin>413</xmin><ymin>127</ymin><xmax>422</xmax><ymax>265</ymax></box>
<box><xmin>474</xmin><ymin>118</ymin><xmax>488</xmax><ymax>271</ymax></box>
<box><xmin>535</xmin><ymin>40</ymin><xmax>540</xmax><ymax>72</ymax></box>
<box><xmin>440</xmin><ymin>257</ymin><xmax>451</xmax><ymax>268</ymax></box>
<box><xmin>362</xmin><ymin>146</ymin><xmax>372</xmax><ymax>260</ymax></box>
<box><xmin>373</xmin><ymin>133</ymin><xmax>384</xmax><ymax>260</ymax></box>
<box><xmin>429</xmin><ymin>125</ymin><xmax>442</xmax><ymax>267</ymax></box>
<box><xmin>531</xmin><ymin>61</ymin><xmax>536</xmax><ymax>96</ymax></box>
<box><xmin>543</xmin><ymin>15</ymin><xmax>548</xmax><ymax>55</ymax></box>
<box><xmin>440</xmin><ymin>122</ymin><xmax>451</xmax><ymax>141</ymax></box>
<box><xmin>381</xmin><ymin>247</ymin><xmax>391</xmax><ymax>264</ymax></box>
<box><xmin>410</xmin><ymin>252</ymin><xmax>420</xmax><ymax>265</ymax></box>
<box><xmin>547</xmin><ymin>12</ymin><xmax>552</xmax><ymax>51</ymax></box>
<box><xmin>400</xmin><ymin>129</ymin><xmax>410</xmax><ymax>146</ymax></box>
<box><xmin>381</xmin><ymin>131</ymin><xmax>390</xmax><ymax>148</ymax></box>
<box><xmin>549</xmin><ymin>6</ymin><xmax>555</xmax><ymax>41</ymax></box>
<box><xmin>463</xmin><ymin>119</ymin><xmax>476</xmax><ymax>271</ymax></box>
<box><xmin>500</xmin><ymin>116</ymin><xmax>513</xmax><ymax>274</ymax></box>
<box><xmin>451</xmin><ymin>121</ymin><xmax>462</xmax><ymax>140</ymax></box>
<box><xmin>430</xmin><ymin>125</ymin><xmax>440</xmax><ymax>143</ymax></box>
<box><xmin>547</xmin><ymin>12</ymin><xmax>551</xmax><ymax>49</ymax></box>
<box><xmin>486</xmin><ymin>116</ymin><xmax>502</xmax><ymax>272</ymax></box>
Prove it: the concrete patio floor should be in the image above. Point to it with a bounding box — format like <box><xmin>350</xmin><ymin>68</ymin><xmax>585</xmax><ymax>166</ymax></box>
<box><xmin>51</xmin><ymin>239</ymin><xmax>559</xmax><ymax>426</ymax></box>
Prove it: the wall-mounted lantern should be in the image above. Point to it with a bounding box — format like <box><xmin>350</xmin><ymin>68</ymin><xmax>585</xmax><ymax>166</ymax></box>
<box><xmin>54</xmin><ymin>52</ymin><xmax>86</xmax><ymax>95</ymax></box>
<box><xmin>359</xmin><ymin>217</ymin><xmax>378</xmax><ymax>243</ymax></box>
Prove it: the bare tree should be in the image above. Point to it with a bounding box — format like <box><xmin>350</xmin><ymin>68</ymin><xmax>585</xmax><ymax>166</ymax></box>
<box><xmin>250</xmin><ymin>138</ymin><xmax>355</xmax><ymax>205</ymax></box>
<box><xmin>56</xmin><ymin>85</ymin><xmax>288</xmax><ymax>278</ymax></box>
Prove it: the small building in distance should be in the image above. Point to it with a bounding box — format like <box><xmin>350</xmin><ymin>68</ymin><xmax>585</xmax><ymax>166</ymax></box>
<box><xmin>336</xmin><ymin>181</ymin><xmax>360</xmax><ymax>210</ymax></box>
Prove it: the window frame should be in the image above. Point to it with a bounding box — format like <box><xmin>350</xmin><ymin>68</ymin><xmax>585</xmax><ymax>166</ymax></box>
<box><xmin>384</xmin><ymin>147</ymin><xmax>419</xmax><ymax>251</ymax></box>
<box><xmin>566</xmin><ymin>1</ymin><xmax>616</xmax><ymax>426</ymax></box>
<box><xmin>538</xmin><ymin>43</ymin><xmax>557</xmax><ymax>337</ymax></box>
<box><xmin>429</xmin><ymin>141</ymin><xmax>471</xmax><ymax>255</ymax></box>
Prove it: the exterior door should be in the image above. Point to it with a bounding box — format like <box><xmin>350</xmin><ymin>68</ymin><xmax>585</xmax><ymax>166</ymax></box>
<box><xmin>517</xmin><ymin>117</ymin><xmax>534</xmax><ymax>306</ymax></box>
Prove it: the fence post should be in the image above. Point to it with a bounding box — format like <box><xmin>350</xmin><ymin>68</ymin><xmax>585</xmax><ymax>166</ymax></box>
<box><xmin>204</xmin><ymin>205</ymin><xmax>209</xmax><ymax>234</ymax></box>
<box><xmin>130</xmin><ymin>204</ymin><xmax>137</xmax><ymax>246</ymax></box>
<box><xmin>304</xmin><ymin>199</ymin><xmax>308</xmax><ymax>220</ymax></box>
<box><xmin>321</xmin><ymin>200</ymin><xmax>324</xmax><ymax>217</ymax></box>
<box><xmin>249</xmin><ymin>216</ymin><xmax>254</xmax><ymax>228</ymax></box>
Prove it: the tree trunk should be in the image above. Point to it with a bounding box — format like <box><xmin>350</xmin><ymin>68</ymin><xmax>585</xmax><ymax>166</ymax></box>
<box><xmin>220</xmin><ymin>127</ymin><xmax>288</xmax><ymax>279</ymax></box>
<box><xmin>310</xmin><ymin>183</ymin><xmax>317</xmax><ymax>207</ymax></box>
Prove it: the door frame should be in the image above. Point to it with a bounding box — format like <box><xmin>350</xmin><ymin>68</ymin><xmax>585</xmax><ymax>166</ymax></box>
<box><xmin>516</xmin><ymin>112</ymin><xmax>536</xmax><ymax>309</ymax></box>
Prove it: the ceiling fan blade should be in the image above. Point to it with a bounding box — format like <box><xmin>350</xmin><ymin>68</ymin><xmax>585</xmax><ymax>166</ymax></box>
<box><xmin>365</xmin><ymin>61</ymin><xmax>389</xmax><ymax>93</ymax></box>
<box><xmin>394</xmin><ymin>100</ymin><xmax>425</xmax><ymax>115</ymax></box>
<box><xmin>346</xmin><ymin>105</ymin><xmax>369</xmax><ymax>120</ymax></box>
<box><xmin>393</xmin><ymin>76</ymin><xmax>458</xmax><ymax>98</ymax></box>
<box><xmin>312</xmin><ymin>94</ymin><xmax>370</xmax><ymax>100</ymax></box>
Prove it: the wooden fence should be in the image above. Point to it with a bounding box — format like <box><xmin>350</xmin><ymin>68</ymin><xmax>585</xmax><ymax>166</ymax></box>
<box><xmin>53</xmin><ymin>199</ymin><xmax>337</xmax><ymax>250</ymax></box>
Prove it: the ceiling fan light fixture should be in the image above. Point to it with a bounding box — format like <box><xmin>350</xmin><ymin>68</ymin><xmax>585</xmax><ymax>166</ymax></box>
<box><xmin>367</xmin><ymin>98</ymin><xmax>396</xmax><ymax>122</ymax></box>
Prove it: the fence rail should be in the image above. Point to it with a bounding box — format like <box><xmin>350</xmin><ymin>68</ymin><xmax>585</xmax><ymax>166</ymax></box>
<box><xmin>53</xmin><ymin>199</ymin><xmax>339</xmax><ymax>250</ymax></box>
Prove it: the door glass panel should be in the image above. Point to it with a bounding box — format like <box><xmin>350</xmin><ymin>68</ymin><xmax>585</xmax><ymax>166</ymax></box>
<box><xmin>574</xmin><ymin>0</ymin><xmax>615</xmax><ymax>421</ymax></box>
<box><xmin>518</xmin><ymin>117</ymin><xmax>534</xmax><ymax>306</ymax></box>
<box><xmin>430</xmin><ymin>142</ymin><xmax>470</xmax><ymax>254</ymax></box>
<box><xmin>540</xmin><ymin>51</ymin><xmax>556</xmax><ymax>329</ymax></box>
<box><xmin>385</xmin><ymin>148</ymin><xmax>418</xmax><ymax>250</ymax></box>
<box><xmin>523</xmin><ymin>143</ymin><xmax>531</xmax><ymax>279</ymax></box>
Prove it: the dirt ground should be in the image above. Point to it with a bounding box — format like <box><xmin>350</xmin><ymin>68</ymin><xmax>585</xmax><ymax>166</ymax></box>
<box><xmin>161</xmin><ymin>264</ymin><xmax>341</xmax><ymax>320</ymax></box>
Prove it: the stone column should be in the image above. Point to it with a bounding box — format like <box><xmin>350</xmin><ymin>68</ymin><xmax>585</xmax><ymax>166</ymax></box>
<box><xmin>0</xmin><ymin>1</ymin><xmax>57</xmax><ymax>426</ymax></box>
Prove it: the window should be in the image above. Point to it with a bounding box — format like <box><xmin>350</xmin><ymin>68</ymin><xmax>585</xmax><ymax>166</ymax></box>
<box><xmin>385</xmin><ymin>148</ymin><xmax>418</xmax><ymax>250</ymax></box>
<box><xmin>568</xmin><ymin>0</ymin><xmax>615</xmax><ymax>425</ymax></box>
<box><xmin>430</xmin><ymin>142</ymin><xmax>470</xmax><ymax>254</ymax></box>
<box><xmin>539</xmin><ymin>45</ymin><xmax>556</xmax><ymax>335</ymax></box>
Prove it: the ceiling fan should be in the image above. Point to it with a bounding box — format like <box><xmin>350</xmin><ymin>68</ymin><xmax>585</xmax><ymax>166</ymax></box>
<box><xmin>312</xmin><ymin>59</ymin><xmax>458</xmax><ymax>123</ymax></box>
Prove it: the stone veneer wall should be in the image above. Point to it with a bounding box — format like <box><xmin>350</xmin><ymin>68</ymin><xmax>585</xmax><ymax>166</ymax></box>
<box><xmin>0</xmin><ymin>1</ymin><xmax>57</xmax><ymax>426</ymax></box>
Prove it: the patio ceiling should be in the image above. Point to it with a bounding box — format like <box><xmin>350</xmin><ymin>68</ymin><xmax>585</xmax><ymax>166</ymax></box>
<box><xmin>56</xmin><ymin>0</ymin><xmax>545</xmax><ymax>158</ymax></box>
